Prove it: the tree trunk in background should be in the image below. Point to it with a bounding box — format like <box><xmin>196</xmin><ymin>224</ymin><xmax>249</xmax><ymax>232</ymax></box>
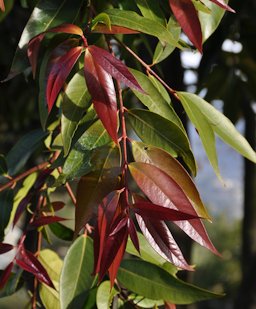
<box><xmin>235</xmin><ymin>100</ymin><xmax>256</xmax><ymax>309</ymax></box>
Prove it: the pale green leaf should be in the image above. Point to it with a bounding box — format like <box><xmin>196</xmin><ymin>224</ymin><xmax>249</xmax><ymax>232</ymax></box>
<box><xmin>96</xmin><ymin>281</ymin><xmax>118</xmax><ymax>309</ymax></box>
<box><xmin>0</xmin><ymin>190</ymin><xmax>14</xmax><ymax>241</ymax></box>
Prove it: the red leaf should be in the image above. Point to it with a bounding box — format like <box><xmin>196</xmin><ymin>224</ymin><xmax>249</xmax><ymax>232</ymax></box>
<box><xmin>136</xmin><ymin>214</ymin><xmax>192</xmax><ymax>270</ymax></box>
<box><xmin>129</xmin><ymin>162</ymin><xmax>218</xmax><ymax>255</ymax></box>
<box><xmin>0</xmin><ymin>263</ymin><xmax>13</xmax><ymax>290</ymax></box>
<box><xmin>94</xmin><ymin>191</ymin><xmax>121</xmax><ymax>274</ymax></box>
<box><xmin>13</xmin><ymin>193</ymin><xmax>33</xmax><ymax>227</ymax></box>
<box><xmin>165</xmin><ymin>303</ymin><xmax>177</xmax><ymax>309</ymax></box>
<box><xmin>50</xmin><ymin>201</ymin><xmax>65</xmax><ymax>212</ymax></box>
<box><xmin>29</xmin><ymin>216</ymin><xmax>67</xmax><ymax>228</ymax></box>
<box><xmin>84</xmin><ymin>49</ymin><xmax>118</xmax><ymax>143</ymax></box>
<box><xmin>47</xmin><ymin>46</ymin><xmax>83</xmax><ymax>112</ymax></box>
<box><xmin>133</xmin><ymin>201</ymin><xmax>199</xmax><ymax>221</ymax></box>
<box><xmin>128</xmin><ymin>218</ymin><xmax>140</xmax><ymax>254</ymax></box>
<box><xmin>169</xmin><ymin>0</ymin><xmax>202</xmax><ymax>52</ymax></box>
<box><xmin>88</xmin><ymin>45</ymin><xmax>145</xmax><ymax>93</ymax></box>
<box><xmin>108</xmin><ymin>231</ymin><xmax>128</xmax><ymax>287</ymax></box>
<box><xmin>16</xmin><ymin>248</ymin><xmax>54</xmax><ymax>289</ymax></box>
<box><xmin>209</xmin><ymin>0</ymin><xmax>235</xmax><ymax>12</ymax></box>
<box><xmin>27</xmin><ymin>24</ymin><xmax>83</xmax><ymax>78</ymax></box>
<box><xmin>93</xmin><ymin>24</ymin><xmax>139</xmax><ymax>34</ymax></box>
<box><xmin>0</xmin><ymin>0</ymin><xmax>5</xmax><ymax>12</ymax></box>
<box><xmin>0</xmin><ymin>243</ymin><xmax>14</xmax><ymax>255</ymax></box>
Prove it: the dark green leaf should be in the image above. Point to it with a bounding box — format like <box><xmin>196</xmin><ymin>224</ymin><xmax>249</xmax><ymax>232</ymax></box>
<box><xmin>0</xmin><ymin>190</ymin><xmax>14</xmax><ymax>241</ymax></box>
<box><xmin>135</xmin><ymin>0</ymin><xmax>166</xmax><ymax>25</ymax></box>
<box><xmin>127</xmin><ymin>109</ymin><xmax>196</xmax><ymax>175</ymax></box>
<box><xmin>0</xmin><ymin>155</ymin><xmax>7</xmax><ymax>175</ymax></box>
<box><xmin>117</xmin><ymin>260</ymin><xmax>223</xmax><ymax>304</ymax></box>
<box><xmin>48</xmin><ymin>222</ymin><xmax>74</xmax><ymax>241</ymax></box>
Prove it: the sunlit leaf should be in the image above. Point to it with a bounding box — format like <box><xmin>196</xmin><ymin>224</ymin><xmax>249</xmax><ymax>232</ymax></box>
<box><xmin>0</xmin><ymin>190</ymin><xmax>14</xmax><ymax>242</ymax></box>
<box><xmin>96</xmin><ymin>281</ymin><xmax>118</xmax><ymax>309</ymax></box>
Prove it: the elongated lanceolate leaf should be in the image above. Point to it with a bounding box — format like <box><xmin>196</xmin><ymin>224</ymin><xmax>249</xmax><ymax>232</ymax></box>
<box><xmin>0</xmin><ymin>243</ymin><xmax>14</xmax><ymax>254</ymax></box>
<box><xmin>47</xmin><ymin>46</ymin><xmax>83</xmax><ymax>112</ymax></box>
<box><xmin>0</xmin><ymin>263</ymin><xmax>13</xmax><ymax>290</ymax></box>
<box><xmin>105</xmin><ymin>9</ymin><xmax>181</xmax><ymax>48</ymax></box>
<box><xmin>135</xmin><ymin>0</ymin><xmax>166</xmax><ymax>25</ymax></box>
<box><xmin>92</xmin><ymin>24</ymin><xmax>139</xmax><ymax>34</ymax></box>
<box><xmin>88</xmin><ymin>46</ymin><xmax>144</xmax><ymax>93</ymax></box>
<box><xmin>0</xmin><ymin>189</ymin><xmax>14</xmax><ymax>241</ymax></box>
<box><xmin>16</xmin><ymin>249</ymin><xmax>54</xmax><ymax>288</ymax></box>
<box><xmin>131</xmin><ymin>141</ymin><xmax>210</xmax><ymax>219</ymax></box>
<box><xmin>129</xmin><ymin>162</ymin><xmax>218</xmax><ymax>254</ymax></box>
<box><xmin>169</xmin><ymin>0</ymin><xmax>202</xmax><ymax>52</ymax></box>
<box><xmin>60</xmin><ymin>236</ymin><xmax>95</xmax><ymax>309</ymax></box>
<box><xmin>177</xmin><ymin>92</ymin><xmax>256</xmax><ymax>174</ymax></box>
<box><xmin>30</xmin><ymin>216</ymin><xmax>67</xmax><ymax>228</ymax></box>
<box><xmin>6</xmin><ymin>0</ymin><xmax>84</xmax><ymax>79</ymax></box>
<box><xmin>84</xmin><ymin>48</ymin><xmax>118</xmax><ymax>143</ymax></box>
<box><xmin>117</xmin><ymin>260</ymin><xmax>222</xmax><ymax>304</ymax></box>
<box><xmin>136</xmin><ymin>213</ymin><xmax>191</xmax><ymax>270</ymax></box>
<box><xmin>0</xmin><ymin>0</ymin><xmax>5</xmax><ymax>11</ymax></box>
<box><xmin>210</xmin><ymin>0</ymin><xmax>235</xmax><ymax>12</ymax></box>
<box><xmin>127</xmin><ymin>109</ymin><xmax>196</xmax><ymax>175</ymax></box>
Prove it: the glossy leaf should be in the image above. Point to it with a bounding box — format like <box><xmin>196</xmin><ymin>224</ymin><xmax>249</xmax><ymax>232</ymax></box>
<box><xmin>177</xmin><ymin>92</ymin><xmax>256</xmax><ymax>176</ymax></box>
<box><xmin>169</xmin><ymin>0</ymin><xmax>202</xmax><ymax>52</ymax></box>
<box><xmin>6</xmin><ymin>0</ymin><xmax>84</xmax><ymax>79</ymax></box>
<box><xmin>47</xmin><ymin>46</ymin><xmax>83</xmax><ymax>113</ymax></box>
<box><xmin>96</xmin><ymin>281</ymin><xmax>118</xmax><ymax>309</ymax></box>
<box><xmin>60</xmin><ymin>236</ymin><xmax>95</xmax><ymax>309</ymax></box>
<box><xmin>129</xmin><ymin>162</ymin><xmax>218</xmax><ymax>254</ymax></box>
<box><xmin>75</xmin><ymin>144</ymin><xmax>121</xmax><ymax>234</ymax></box>
<box><xmin>210</xmin><ymin>0</ymin><xmax>235</xmax><ymax>12</ymax></box>
<box><xmin>105</xmin><ymin>9</ymin><xmax>182</xmax><ymax>48</ymax></box>
<box><xmin>0</xmin><ymin>189</ymin><xmax>14</xmax><ymax>241</ymax></box>
<box><xmin>136</xmin><ymin>214</ymin><xmax>192</xmax><ymax>270</ymax></box>
<box><xmin>117</xmin><ymin>260</ymin><xmax>222</xmax><ymax>303</ymax></box>
<box><xmin>135</xmin><ymin>0</ymin><xmax>166</xmax><ymax>25</ymax></box>
<box><xmin>127</xmin><ymin>109</ymin><xmax>196</xmax><ymax>175</ymax></box>
<box><xmin>0</xmin><ymin>243</ymin><xmax>14</xmax><ymax>255</ymax></box>
<box><xmin>16</xmin><ymin>249</ymin><xmax>54</xmax><ymax>288</ymax></box>
<box><xmin>0</xmin><ymin>263</ymin><xmax>13</xmax><ymax>290</ymax></box>
<box><xmin>61</xmin><ymin>69</ymin><xmax>92</xmax><ymax>155</ymax></box>
<box><xmin>131</xmin><ymin>141</ymin><xmax>210</xmax><ymax>219</ymax></box>
<box><xmin>84</xmin><ymin>48</ymin><xmax>118</xmax><ymax>143</ymax></box>
<box><xmin>62</xmin><ymin>119</ymin><xmax>111</xmax><ymax>181</ymax></box>
<box><xmin>6</xmin><ymin>129</ymin><xmax>48</xmax><ymax>176</ymax></box>
<box><xmin>48</xmin><ymin>222</ymin><xmax>74</xmax><ymax>241</ymax></box>
<box><xmin>129</xmin><ymin>69</ymin><xmax>184</xmax><ymax>130</ymax></box>
<box><xmin>30</xmin><ymin>216</ymin><xmax>67</xmax><ymax>228</ymax></box>
<box><xmin>128</xmin><ymin>218</ymin><xmax>140</xmax><ymax>254</ymax></box>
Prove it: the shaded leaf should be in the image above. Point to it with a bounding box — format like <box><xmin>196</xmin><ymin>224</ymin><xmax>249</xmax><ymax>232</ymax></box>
<box><xmin>49</xmin><ymin>223</ymin><xmax>74</xmax><ymax>241</ymax></box>
<box><xmin>0</xmin><ymin>190</ymin><xmax>14</xmax><ymax>241</ymax></box>
<box><xmin>131</xmin><ymin>141</ymin><xmax>210</xmax><ymax>219</ymax></box>
<box><xmin>0</xmin><ymin>243</ymin><xmax>14</xmax><ymax>255</ymax></box>
<box><xmin>0</xmin><ymin>263</ymin><xmax>13</xmax><ymax>290</ymax></box>
<box><xmin>16</xmin><ymin>249</ymin><xmax>54</xmax><ymax>288</ymax></box>
<box><xmin>127</xmin><ymin>109</ymin><xmax>196</xmax><ymax>175</ymax></box>
<box><xmin>0</xmin><ymin>155</ymin><xmax>7</xmax><ymax>175</ymax></box>
<box><xmin>117</xmin><ymin>260</ymin><xmax>222</xmax><ymax>303</ymax></box>
<box><xmin>135</xmin><ymin>0</ymin><xmax>166</xmax><ymax>25</ymax></box>
<box><xmin>60</xmin><ymin>236</ymin><xmax>95</xmax><ymax>309</ymax></box>
<box><xmin>169</xmin><ymin>0</ymin><xmax>202</xmax><ymax>52</ymax></box>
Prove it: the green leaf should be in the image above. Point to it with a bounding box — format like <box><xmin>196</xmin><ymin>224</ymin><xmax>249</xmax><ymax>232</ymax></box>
<box><xmin>62</xmin><ymin>119</ymin><xmax>111</xmax><ymax>181</ymax></box>
<box><xmin>129</xmin><ymin>69</ymin><xmax>184</xmax><ymax>131</ymax></box>
<box><xmin>61</xmin><ymin>69</ymin><xmax>92</xmax><ymax>156</ymax></box>
<box><xmin>131</xmin><ymin>141</ymin><xmax>211</xmax><ymax>219</ymax></box>
<box><xmin>60</xmin><ymin>236</ymin><xmax>95</xmax><ymax>309</ymax></box>
<box><xmin>105</xmin><ymin>9</ymin><xmax>181</xmax><ymax>48</ymax></box>
<box><xmin>153</xmin><ymin>18</ymin><xmax>181</xmax><ymax>65</ymax></box>
<box><xmin>6</xmin><ymin>129</ymin><xmax>48</xmax><ymax>176</ymax></box>
<box><xmin>48</xmin><ymin>222</ymin><xmax>74</xmax><ymax>241</ymax></box>
<box><xmin>129</xmin><ymin>295</ymin><xmax>164</xmax><ymax>308</ymax></box>
<box><xmin>127</xmin><ymin>109</ymin><xmax>196</xmax><ymax>175</ymax></box>
<box><xmin>117</xmin><ymin>260</ymin><xmax>223</xmax><ymax>304</ymax></box>
<box><xmin>96</xmin><ymin>281</ymin><xmax>118</xmax><ymax>309</ymax></box>
<box><xmin>177</xmin><ymin>92</ymin><xmax>256</xmax><ymax>177</ymax></box>
<box><xmin>192</xmin><ymin>0</ymin><xmax>211</xmax><ymax>14</ymax></box>
<box><xmin>0</xmin><ymin>0</ymin><xmax>14</xmax><ymax>22</ymax></box>
<box><xmin>0</xmin><ymin>155</ymin><xmax>7</xmax><ymax>175</ymax></box>
<box><xmin>75</xmin><ymin>144</ymin><xmax>121</xmax><ymax>234</ymax></box>
<box><xmin>199</xmin><ymin>0</ymin><xmax>228</xmax><ymax>42</ymax></box>
<box><xmin>0</xmin><ymin>189</ymin><xmax>14</xmax><ymax>241</ymax></box>
<box><xmin>91</xmin><ymin>13</ymin><xmax>112</xmax><ymax>30</ymax></box>
<box><xmin>39</xmin><ymin>249</ymin><xmax>63</xmax><ymax>309</ymax></box>
<box><xmin>7</xmin><ymin>0</ymin><xmax>84</xmax><ymax>78</ymax></box>
<box><xmin>134</xmin><ymin>0</ymin><xmax>166</xmax><ymax>25</ymax></box>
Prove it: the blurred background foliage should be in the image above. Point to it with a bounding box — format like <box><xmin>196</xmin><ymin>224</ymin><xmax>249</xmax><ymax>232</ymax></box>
<box><xmin>0</xmin><ymin>0</ymin><xmax>255</xmax><ymax>308</ymax></box>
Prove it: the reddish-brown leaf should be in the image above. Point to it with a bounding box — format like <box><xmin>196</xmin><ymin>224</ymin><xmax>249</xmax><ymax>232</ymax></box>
<box><xmin>165</xmin><ymin>303</ymin><xmax>177</xmax><ymax>309</ymax></box>
<box><xmin>169</xmin><ymin>0</ymin><xmax>202</xmax><ymax>52</ymax></box>
<box><xmin>92</xmin><ymin>24</ymin><xmax>139</xmax><ymax>34</ymax></box>
<box><xmin>29</xmin><ymin>216</ymin><xmax>67</xmax><ymax>228</ymax></box>
<box><xmin>47</xmin><ymin>46</ymin><xmax>83</xmax><ymax>112</ymax></box>
<box><xmin>0</xmin><ymin>263</ymin><xmax>13</xmax><ymax>290</ymax></box>
<box><xmin>210</xmin><ymin>0</ymin><xmax>235</xmax><ymax>12</ymax></box>
<box><xmin>0</xmin><ymin>243</ymin><xmax>14</xmax><ymax>255</ymax></box>
<box><xmin>133</xmin><ymin>201</ymin><xmax>199</xmax><ymax>221</ymax></box>
<box><xmin>50</xmin><ymin>201</ymin><xmax>65</xmax><ymax>212</ymax></box>
<box><xmin>16</xmin><ymin>248</ymin><xmax>54</xmax><ymax>288</ymax></box>
<box><xmin>27</xmin><ymin>24</ymin><xmax>83</xmax><ymax>78</ymax></box>
<box><xmin>0</xmin><ymin>0</ymin><xmax>5</xmax><ymax>12</ymax></box>
<box><xmin>136</xmin><ymin>214</ymin><xmax>192</xmax><ymax>270</ymax></box>
<box><xmin>88</xmin><ymin>45</ymin><xmax>145</xmax><ymax>93</ymax></box>
<box><xmin>84</xmin><ymin>49</ymin><xmax>118</xmax><ymax>143</ymax></box>
<box><xmin>128</xmin><ymin>218</ymin><xmax>140</xmax><ymax>254</ymax></box>
<box><xmin>13</xmin><ymin>193</ymin><xmax>33</xmax><ymax>227</ymax></box>
<box><xmin>129</xmin><ymin>162</ymin><xmax>218</xmax><ymax>254</ymax></box>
